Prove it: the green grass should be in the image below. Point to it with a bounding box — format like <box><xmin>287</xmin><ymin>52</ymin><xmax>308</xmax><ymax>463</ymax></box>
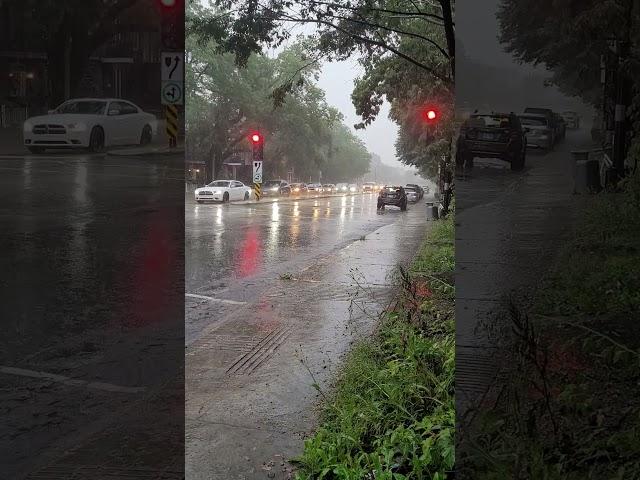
<box><xmin>293</xmin><ymin>216</ymin><xmax>455</xmax><ymax>480</ymax></box>
<box><xmin>464</xmin><ymin>171</ymin><xmax>640</xmax><ymax>479</ymax></box>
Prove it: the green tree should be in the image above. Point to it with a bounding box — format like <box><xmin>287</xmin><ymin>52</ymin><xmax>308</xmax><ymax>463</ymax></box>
<box><xmin>9</xmin><ymin>0</ymin><xmax>154</xmax><ymax>106</ymax></box>
<box><xmin>186</xmin><ymin>2</ymin><xmax>370</xmax><ymax>182</ymax></box>
<box><xmin>189</xmin><ymin>0</ymin><xmax>455</xmax><ymax>179</ymax></box>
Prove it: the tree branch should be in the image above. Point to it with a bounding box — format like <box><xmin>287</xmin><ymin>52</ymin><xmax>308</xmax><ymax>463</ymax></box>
<box><xmin>267</xmin><ymin>12</ymin><xmax>452</xmax><ymax>83</ymax></box>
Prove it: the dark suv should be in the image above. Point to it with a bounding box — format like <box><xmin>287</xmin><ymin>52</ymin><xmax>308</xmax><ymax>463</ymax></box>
<box><xmin>456</xmin><ymin>112</ymin><xmax>526</xmax><ymax>171</ymax></box>
<box><xmin>377</xmin><ymin>186</ymin><xmax>407</xmax><ymax>211</ymax></box>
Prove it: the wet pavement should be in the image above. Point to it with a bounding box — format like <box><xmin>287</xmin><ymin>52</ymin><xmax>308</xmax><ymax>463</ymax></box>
<box><xmin>185</xmin><ymin>193</ymin><xmax>431</xmax><ymax>479</ymax></box>
<box><xmin>455</xmin><ymin>129</ymin><xmax>592</xmax><ymax>417</ymax></box>
<box><xmin>0</xmin><ymin>152</ymin><xmax>185</xmax><ymax>478</ymax></box>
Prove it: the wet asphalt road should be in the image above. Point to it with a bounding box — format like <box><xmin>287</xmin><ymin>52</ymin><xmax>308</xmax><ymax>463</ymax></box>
<box><xmin>185</xmin><ymin>192</ymin><xmax>431</xmax><ymax>479</ymax></box>
<box><xmin>0</xmin><ymin>152</ymin><xmax>185</xmax><ymax>478</ymax></box>
<box><xmin>455</xmin><ymin>128</ymin><xmax>592</xmax><ymax>416</ymax></box>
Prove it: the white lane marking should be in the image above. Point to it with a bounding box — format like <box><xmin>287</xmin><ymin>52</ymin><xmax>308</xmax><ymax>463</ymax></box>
<box><xmin>185</xmin><ymin>293</ymin><xmax>247</xmax><ymax>305</ymax></box>
<box><xmin>0</xmin><ymin>366</ymin><xmax>146</xmax><ymax>394</ymax></box>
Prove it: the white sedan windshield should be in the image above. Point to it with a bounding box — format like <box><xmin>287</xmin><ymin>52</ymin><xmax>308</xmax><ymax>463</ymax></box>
<box><xmin>56</xmin><ymin>101</ymin><xmax>107</xmax><ymax>115</ymax></box>
<box><xmin>207</xmin><ymin>181</ymin><xmax>230</xmax><ymax>188</ymax></box>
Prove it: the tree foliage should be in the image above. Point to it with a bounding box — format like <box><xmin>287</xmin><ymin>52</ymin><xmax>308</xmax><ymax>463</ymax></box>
<box><xmin>8</xmin><ymin>0</ymin><xmax>153</xmax><ymax>106</ymax></box>
<box><xmin>186</xmin><ymin>3</ymin><xmax>370</xmax><ymax>182</ymax></box>
<box><xmin>189</xmin><ymin>0</ymin><xmax>455</xmax><ymax>179</ymax></box>
<box><xmin>496</xmin><ymin>0</ymin><xmax>633</xmax><ymax>106</ymax></box>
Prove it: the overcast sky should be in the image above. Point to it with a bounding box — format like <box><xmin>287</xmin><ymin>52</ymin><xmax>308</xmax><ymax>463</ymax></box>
<box><xmin>315</xmin><ymin>59</ymin><xmax>404</xmax><ymax>169</ymax></box>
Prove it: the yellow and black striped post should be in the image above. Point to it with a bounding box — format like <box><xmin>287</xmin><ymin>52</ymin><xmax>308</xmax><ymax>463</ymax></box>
<box><xmin>165</xmin><ymin>105</ymin><xmax>178</xmax><ymax>148</ymax></box>
<box><xmin>253</xmin><ymin>182</ymin><xmax>261</xmax><ymax>200</ymax></box>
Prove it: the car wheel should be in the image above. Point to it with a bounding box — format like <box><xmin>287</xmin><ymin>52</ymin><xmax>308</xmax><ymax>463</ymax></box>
<box><xmin>139</xmin><ymin>125</ymin><xmax>152</xmax><ymax>146</ymax></box>
<box><xmin>244</xmin><ymin>191</ymin><xmax>250</xmax><ymax>200</ymax></box>
<box><xmin>223</xmin><ymin>192</ymin><xmax>229</xmax><ymax>203</ymax></box>
<box><xmin>27</xmin><ymin>146</ymin><xmax>44</xmax><ymax>154</ymax></box>
<box><xmin>88</xmin><ymin>126</ymin><xmax>105</xmax><ymax>153</ymax></box>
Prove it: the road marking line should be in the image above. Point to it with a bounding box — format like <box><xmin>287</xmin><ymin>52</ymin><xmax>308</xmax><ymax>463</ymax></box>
<box><xmin>185</xmin><ymin>293</ymin><xmax>247</xmax><ymax>305</ymax></box>
<box><xmin>0</xmin><ymin>366</ymin><xmax>145</xmax><ymax>393</ymax></box>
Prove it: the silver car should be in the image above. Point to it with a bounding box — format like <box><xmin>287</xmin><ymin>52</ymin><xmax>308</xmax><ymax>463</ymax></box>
<box><xmin>519</xmin><ymin>114</ymin><xmax>553</xmax><ymax>150</ymax></box>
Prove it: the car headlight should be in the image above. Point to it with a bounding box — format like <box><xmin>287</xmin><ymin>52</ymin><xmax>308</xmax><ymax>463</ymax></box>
<box><xmin>271</xmin><ymin>187</ymin><xmax>278</xmax><ymax>191</ymax></box>
<box><xmin>294</xmin><ymin>188</ymin><xmax>300</xmax><ymax>192</ymax></box>
<box><xmin>67</xmin><ymin>122</ymin><xmax>87</xmax><ymax>132</ymax></box>
<box><xmin>212</xmin><ymin>190</ymin><xmax>221</xmax><ymax>194</ymax></box>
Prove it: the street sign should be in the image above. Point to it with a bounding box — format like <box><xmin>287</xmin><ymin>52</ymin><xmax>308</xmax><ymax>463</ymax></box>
<box><xmin>253</xmin><ymin>161</ymin><xmax>263</xmax><ymax>183</ymax></box>
<box><xmin>161</xmin><ymin>81</ymin><xmax>183</xmax><ymax>105</ymax></box>
<box><xmin>161</xmin><ymin>52</ymin><xmax>184</xmax><ymax>81</ymax></box>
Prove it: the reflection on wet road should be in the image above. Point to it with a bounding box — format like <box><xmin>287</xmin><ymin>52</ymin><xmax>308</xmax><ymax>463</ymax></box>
<box><xmin>185</xmin><ymin>192</ymin><xmax>430</xmax><ymax>479</ymax></box>
<box><xmin>0</xmin><ymin>153</ymin><xmax>184</xmax><ymax>478</ymax></box>
<box><xmin>186</xmin><ymin>193</ymin><xmax>405</xmax><ymax>342</ymax></box>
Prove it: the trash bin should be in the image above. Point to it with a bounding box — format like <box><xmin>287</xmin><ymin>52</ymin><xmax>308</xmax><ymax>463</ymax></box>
<box><xmin>573</xmin><ymin>160</ymin><xmax>601</xmax><ymax>193</ymax></box>
<box><xmin>571</xmin><ymin>151</ymin><xmax>601</xmax><ymax>194</ymax></box>
<box><xmin>426</xmin><ymin>202</ymin><xmax>439</xmax><ymax>220</ymax></box>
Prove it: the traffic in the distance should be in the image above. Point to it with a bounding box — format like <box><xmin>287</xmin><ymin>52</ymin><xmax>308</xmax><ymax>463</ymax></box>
<box><xmin>194</xmin><ymin>179</ymin><xmax>431</xmax><ymax>208</ymax></box>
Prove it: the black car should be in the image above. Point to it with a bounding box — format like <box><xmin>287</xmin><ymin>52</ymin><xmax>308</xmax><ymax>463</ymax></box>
<box><xmin>456</xmin><ymin>112</ymin><xmax>526</xmax><ymax>171</ymax></box>
<box><xmin>262</xmin><ymin>179</ymin><xmax>291</xmax><ymax>196</ymax></box>
<box><xmin>377</xmin><ymin>186</ymin><xmax>407</xmax><ymax>211</ymax></box>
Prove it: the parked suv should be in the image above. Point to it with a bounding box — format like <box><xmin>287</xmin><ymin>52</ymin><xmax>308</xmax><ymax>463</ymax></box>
<box><xmin>262</xmin><ymin>179</ymin><xmax>291</xmax><ymax>196</ymax></box>
<box><xmin>377</xmin><ymin>185</ymin><xmax>408</xmax><ymax>211</ymax></box>
<box><xmin>456</xmin><ymin>112</ymin><xmax>526</xmax><ymax>171</ymax></box>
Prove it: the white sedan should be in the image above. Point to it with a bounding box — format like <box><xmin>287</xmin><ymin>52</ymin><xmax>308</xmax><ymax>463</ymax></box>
<box><xmin>23</xmin><ymin>98</ymin><xmax>157</xmax><ymax>154</ymax></box>
<box><xmin>195</xmin><ymin>180</ymin><xmax>253</xmax><ymax>203</ymax></box>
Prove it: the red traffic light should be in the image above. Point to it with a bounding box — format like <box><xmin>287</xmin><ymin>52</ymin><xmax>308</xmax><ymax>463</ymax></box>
<box><xmin>250</xmin><ymin>133</ymin><xmax>263</xmax><ymax>144</ymax></box>
<box><xmin>422</xmin><ymin>107</ymin><xmax>440</xmax><ymax>124</ymax></box>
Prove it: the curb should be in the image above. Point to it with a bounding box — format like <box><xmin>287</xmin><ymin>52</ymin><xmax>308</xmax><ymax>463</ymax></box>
<box><xmin>107</xmin><ymin>147</ymin><xmax>185</xmax><ymax>158</ymax></box>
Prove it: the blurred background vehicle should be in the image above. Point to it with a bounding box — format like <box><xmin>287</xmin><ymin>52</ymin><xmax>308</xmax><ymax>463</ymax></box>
<box><xmin>519</xmin><ymin>113</ymin><xmax>554</xmax><ymax>150</ymax></box>
<box><xmin>336</xmin><ymin>182</ymin><xmax>349</xmax><ymax>193</ymax></box>
<box><xmin>262</xmin><ymin>179</ymin><xmax>292</xmax><ymax>197</ymax></box>
<box><xmin>404</xmin><ymin>186</ymin><xmax>420</xmax><ymax>203</ymax></box>
<box><xmin>561</xmin><ymin>111</ymin><xmax>580</xmax><ymax>129</ymax></box>
<box><xmin>290</xmin><ymin>183</ymin><xmax>308</xmax><ymax>194</ymax></box>
<box><xmin>377</xmin><ymin>185</ymin><xmax>408</xmax><ymax>211</ymax></box>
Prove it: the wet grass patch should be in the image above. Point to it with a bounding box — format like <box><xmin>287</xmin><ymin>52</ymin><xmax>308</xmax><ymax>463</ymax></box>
<box><xmin>463</xmin><ymin>172</ymin><xmax>640</xmax><ymax>479</ymax></box>
<box><xmin>293</xmin><ymin>216</ymin><xmax>455</xmax><ymax>479</ymax></box>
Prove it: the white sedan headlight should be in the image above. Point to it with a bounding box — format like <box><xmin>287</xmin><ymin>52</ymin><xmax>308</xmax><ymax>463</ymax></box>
<box><xmin>67</xmin><ymin>122</ymin><xmax>87</xmax><ymax>132</ymax></box>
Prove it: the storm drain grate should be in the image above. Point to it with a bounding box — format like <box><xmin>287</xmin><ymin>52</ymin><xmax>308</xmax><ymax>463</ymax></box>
<box><xmin>27</xmin><ymin>465</ymin><xmax>184</xmax><ymax>479</ymax></box>
<box><xmin>456</xmin><ymin>347</ymin><xmax>499</xmax><ymax>409</ymax></box>
<box><xmin>226</xmin><ymin>324</ymin><xmax>291</xmax><ymax>376</ymax></box>
<box><xmin>186</xmin><ymin>334</ymin><xmax>258</xmax><ymax>356</ymax></box>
